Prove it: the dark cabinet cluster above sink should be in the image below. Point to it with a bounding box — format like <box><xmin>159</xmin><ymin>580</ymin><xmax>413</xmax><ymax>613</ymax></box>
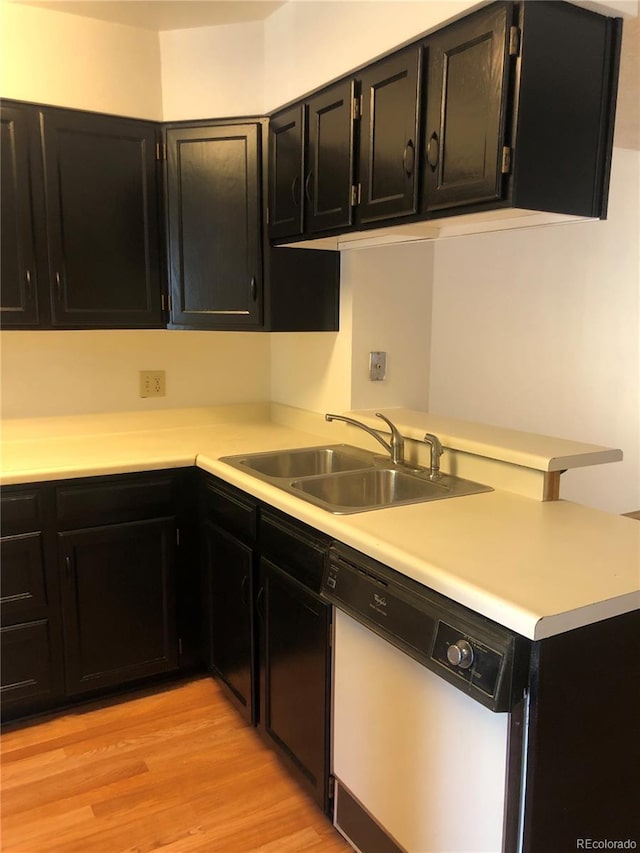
<box><xmin>268</xmin><ymin>1</ymin><xmax>622</xmax><ymax>245</ymax></box>
<box><xmin>0</xmin><ymin>1</ymin><xmax>621</xmax><ymax>331</ymax></box>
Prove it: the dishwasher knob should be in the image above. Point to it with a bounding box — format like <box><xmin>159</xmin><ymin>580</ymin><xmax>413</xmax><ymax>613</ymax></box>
<box><xmin>447</xmin><ymin>639</ymin><xmax>474</xmax><ymax>669</ymax></box>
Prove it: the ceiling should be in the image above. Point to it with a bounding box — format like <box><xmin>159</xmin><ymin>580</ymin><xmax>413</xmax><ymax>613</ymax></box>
<box><xmin>8</xmin><ymin>0</ymin><xmax>287</xmax><ymax>31</ymax></box>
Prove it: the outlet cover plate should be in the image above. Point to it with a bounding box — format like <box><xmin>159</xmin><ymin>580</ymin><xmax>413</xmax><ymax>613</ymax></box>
<box><xmin>139</xmin><ymin>370</ymin><xmax>166</xmax><ymax>398</ymax></box>
<box><xmin>369</xmin><ymin>351</ymin><xmax>386</xmax><ymax>381</ymax></box>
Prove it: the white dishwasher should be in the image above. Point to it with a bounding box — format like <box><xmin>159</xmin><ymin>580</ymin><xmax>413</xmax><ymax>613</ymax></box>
<box><xmin>322</xmin><ymin>543</ymin><xmax>530</xmax><ymax>853</ymax></box>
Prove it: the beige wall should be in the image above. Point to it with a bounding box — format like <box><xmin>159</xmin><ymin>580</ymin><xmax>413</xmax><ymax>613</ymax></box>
<box><xmin>160</xmin><ymin>20</ymin><xmax>265</xmax><ymax>120</ymax></box>
<box><xmin>0</xmin><ymin>0</ymin><xmax>163</xmax><ymax>118</ymax></box>
<box><xmin>0</xmin><ymin>330</ymin><xmax>270</xmax><ymax>418</ymax></box>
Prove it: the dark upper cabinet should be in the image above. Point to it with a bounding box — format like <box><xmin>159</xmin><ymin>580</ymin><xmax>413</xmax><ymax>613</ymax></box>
<box><xmin>0</xmin><ymin>101</ymin><xmax>164</xmax><ymax>329</ymax></box>
<box><xmin>423</xmin><ymin>3</ymin><xmax>512</xmax><ymax>213</ymax></box>
<box><xmin>0</xmin><ymin>103</ymin><xmax>41</xmax><ymax>327</ymax></box>
<box><xmin>423</xmin><ymin>1</ymin><xmax>621</xmax><ymax>218</ymax></box>
<box><xmin>306</xmin><ymin>79</ymin><xmax>356</xmax><ymax>234</ymax></box>
<box><xmin>359</xmin><ymin>45</ymin><xmax>423</xmax><ymax>224</ymax></box>
<box><xmin>268</xmin><ymin>105</ymin><xmax>305</xmax><ymax>240</ymax></box>
<box><xmin>165</xmin><ymin>121</ymin><xmax>263</xmax><ymax>330</ymax></box>
<box><xmin>42</xmin><ymin>107</ymin><xmax>163</xmax><ymax>328</ymax></box>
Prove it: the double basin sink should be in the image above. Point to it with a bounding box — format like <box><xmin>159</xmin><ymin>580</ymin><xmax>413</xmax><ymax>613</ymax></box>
<box><xmin>220</xmin><ymin>444</ymin><xmax>492</xmax><ymax>514</ymax></box>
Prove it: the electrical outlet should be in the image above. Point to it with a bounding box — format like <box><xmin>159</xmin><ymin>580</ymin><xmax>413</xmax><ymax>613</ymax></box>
<box><xmin>139</xmin><ymin>370</ymin><xmax>166</xmax><ymax>398</ymax></box>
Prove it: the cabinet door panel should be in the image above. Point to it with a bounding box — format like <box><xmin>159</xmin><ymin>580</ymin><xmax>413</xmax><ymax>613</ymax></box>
<box><xmin>269</xmin><ymin>105</ymin><xmax>305</xmax><ymax>240</ymax></box>
<box><xmin>0</xmin><ymin>104</ymin><xmax>40</xmax><ymax>326</ymax></box>
<box><xmin>260</xmin><ymin>558</ymin><xmax>331</xmax><ymax>809</ymax></box>
<box><xmin>204</xmin><ymin>521</ymin><xmax>255</xmax><ymax>723</ymax></box>
<box><xmin>424</xmin><ymin>3</ymin><xmax>512</xmax><ymax>211</ymax></box>
<box><xmin>359</xmin><ymin>46</ymin><xmax>423</xmax><ymax>223</ymax></box>
<box><xmin>167</xmin><ymin>123</ymin><xmax>262</xmax><ymax>329</ymax></box>
<box><xmin>59</xmin><ymin>517</ymin><xmax>177</xmax><ymax>695</ymax></box>
<box><xmin>306</xmin><ymin>81</ymin><xmax>355</xmax><ymax>233</ymax></box>
<box><xmin>41</xmin><ymin>109</ymin><xmax>162</xmax><ymax>328</ymax></box>
<box><xmin>0</xmin><ymin>533</ymin><xmax>47</xmax><ymax>622</ymax></box>
<box><xmin>0</xmin><ymin>620</ymin><xmax>54</xmax><ymax>708</ymax></box>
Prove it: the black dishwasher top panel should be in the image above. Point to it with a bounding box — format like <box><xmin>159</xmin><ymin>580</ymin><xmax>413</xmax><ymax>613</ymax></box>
<box><xmin>322</xmin><ymin>542</ymin><xmax>529</xmax><ymax>712</ymax></box>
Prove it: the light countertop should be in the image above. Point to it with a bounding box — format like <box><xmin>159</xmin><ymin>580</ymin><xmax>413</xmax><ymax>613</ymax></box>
<box><xmin>2</xmin><ymin>406</ymin><xmax>637</xmax><ymax>642</ymax></box>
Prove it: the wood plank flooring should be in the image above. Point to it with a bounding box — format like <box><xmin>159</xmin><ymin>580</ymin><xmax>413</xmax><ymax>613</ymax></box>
<box><xmin>1</xmin><ymin>677</ymin><xmax>351</xmax><ymax>852</ymax></box>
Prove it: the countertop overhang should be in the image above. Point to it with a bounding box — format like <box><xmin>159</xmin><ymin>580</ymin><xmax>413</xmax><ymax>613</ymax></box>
<box><xmin>1</xmin><ymin>406</ymin><xmax>637</xmax><ymax>642</ymax></box>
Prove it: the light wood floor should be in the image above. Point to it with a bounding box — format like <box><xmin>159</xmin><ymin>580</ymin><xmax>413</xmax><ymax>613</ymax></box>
<box><xmin>1</xmin><ymin>677</ymin><xmax>351</xmax><ymax>852</ymax></box>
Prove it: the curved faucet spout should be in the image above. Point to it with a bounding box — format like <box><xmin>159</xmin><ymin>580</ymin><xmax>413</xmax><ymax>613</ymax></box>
<box><xmin>325</xmin><ymin>412</ymin><xmax>405</xmax><ymax>465</ymax></box>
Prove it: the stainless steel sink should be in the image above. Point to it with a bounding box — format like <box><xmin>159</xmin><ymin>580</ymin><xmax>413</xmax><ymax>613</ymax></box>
<box><xmin>220</xmin><ymin>444</ymin><xmax>381</xmax><ymax>479</ymax></box>
<box><xmin>289</xmin><ymin>468</ymin><xmax>491</xmax><ymax>513</ymax></box>
<box><xmin>220</xmin><ymin>444</ymin><xmax>492</xmax><ymax>514</ymax></box>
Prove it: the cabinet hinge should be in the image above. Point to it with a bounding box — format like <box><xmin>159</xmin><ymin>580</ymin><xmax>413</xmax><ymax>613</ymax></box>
<box><xmin>328</xmin><ymin>775</ymin><xmax>336</xmax><ymax>799</ymax></box>
<box><xmin>501</xmin><ymin>146</ymin><xmax>512</xmax><ymax>175</ymax></box>
<box><xmin>176</xmin><ymin>527</ymin><xmax>181</xmax><ymax>546</ymax></box>
<box><xmin>155</xmin><ymin>142</ymin><xmax>167</xmax><ymax>161</ymax></box>
<box><xmin>266</xmin><ymin>207</ymin><xmax>270</xmax><ymax>225</ymax></box>
<box><xmin>352</xmin><ymin>94</ymin><xmax>363</xmax><ymax>122</ymax></box>
<box><xmin>178</xmin><ymin>637</ymin><xmax>183</xmax><ymax>656</ymax></box>
<box><xmin>351</xmin><ymin>183</ymin><xmax>361</xmax><ymax>207</ymax></box>
<box><xmin>509</xmin><ymin>26</ymin><xmax>521</xmax><ymax>57</ymax></box>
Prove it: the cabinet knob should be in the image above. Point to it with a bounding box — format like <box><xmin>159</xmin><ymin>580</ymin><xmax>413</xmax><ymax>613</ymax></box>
<box><xmin>402</xmin><ymin>139</ymin><xmax>415</xmax><ymax>177</ymax></box>
<box><xmin>427</xmin><ymin>133</ymin><xmax>440</xmax><ymax>171</ymax></box>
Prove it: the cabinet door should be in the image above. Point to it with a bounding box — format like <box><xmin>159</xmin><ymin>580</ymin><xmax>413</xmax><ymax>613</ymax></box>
<box><xmin>0</xmin><ymin>621</ymin><xmax>56</xmax><ymax>712</ymax></box>
<box><xmin>259</xmin><ymin>558</ymin><xmax>332</xmax><ymax>811</ymax></box>
<box><xmin>306</xmin><ymin>80</ymin><xmax>356</xmax><ymax>234</ymax></box>
<box><xmin>359</xmin><ymin>46</ymin><xmax>423</xmax><ymax>224</ymax></box>
<box><xmin>0</xmin><ymin>103</ymin><xmax>41</xmax><ymax>327</ymax></box>
<box><xmin>423</xmin><ymin>3</ymin><xmax>512</xmax><ymax>212</ymax></box>
<box><xmin>41</xmin><ymin>108</ymin><xmax>163</xmax><ymax>328</ymax></box>
<box><xmin>268</xmin><ymin>105</ymin><xmax>305</xmax><ymax>240</ymax></box>
<box><xmin>59</xmin><ymin>517</ymin><xmax>178</xmax><ymax>695</ymax></box>
<box><xmin>166</xmin><ymin>123</ymin><xmax>263</xmax><ymax>329</ymax></box>
<box><xmin>204</xmin><ymin>520</ymin><xmax>255</xmax><ymax>724</ymax></box>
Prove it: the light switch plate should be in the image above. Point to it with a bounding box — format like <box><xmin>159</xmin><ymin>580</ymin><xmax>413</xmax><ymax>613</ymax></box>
<box><xmin>369</xmin><ymin>351</ymin><xmax>386</xmax><ymax>381</ymax></box>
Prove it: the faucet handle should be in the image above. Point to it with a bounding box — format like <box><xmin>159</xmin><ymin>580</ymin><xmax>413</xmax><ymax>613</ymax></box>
<box><xmin>423</xmin><ymin>432</ymin><xmax>444</xmax><ymax>476</ymax></box>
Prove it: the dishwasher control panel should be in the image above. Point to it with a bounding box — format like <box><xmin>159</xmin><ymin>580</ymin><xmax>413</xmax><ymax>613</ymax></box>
<box><xmin>432</xmin><ymin>621</ymin><xmax>503</xmax><ymax>699</ymax></box>
<box><xmin>323</xmin><ymin>543</ymin><xmax>529</xmax><ymax>712</ymax></box>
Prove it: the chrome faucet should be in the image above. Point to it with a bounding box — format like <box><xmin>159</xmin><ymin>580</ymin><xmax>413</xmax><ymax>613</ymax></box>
<box><xmin>325</xmin><ymin>412</ymin><xmax>405</xmax><ymax>465</ymax></box>
<box><xmin>423</xmin><ymin>432</ymin><xmax>444</xmax><ymax>478</ymax></box>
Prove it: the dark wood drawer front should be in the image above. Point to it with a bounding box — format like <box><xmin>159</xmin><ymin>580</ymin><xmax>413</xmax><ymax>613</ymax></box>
<box><xmin>0</xmin><ymin>533</ymin><xmax>47</xmax><ymax>621</ymax></box>
<box><xmin>201</xmin><ymin>478</ymin><xmax>257</xmax><ymax>544</ymax></box>
<box><xmin>1</xmin><ymin>491</ymin><xmax>41</xmax><ymax>536</ymax></box>
<box><xmin>0</xmin><ymin>620</ymin><xmax>53</xmax><ymax>705</ymax></box>
<box><xmin>56</xmin><ymin>474</ymin><xmax>175</xmax><ymax>529</ymax></box>
<box><xmin>259</xmin><ymin>511</ymin><xmax>329</xmax><ymax>593</ymax></box>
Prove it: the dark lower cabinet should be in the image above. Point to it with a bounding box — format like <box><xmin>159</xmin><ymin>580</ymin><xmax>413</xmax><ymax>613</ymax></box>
<box><xmin>0</xmin><ymin>486</ymin><xmax>64</xmax><ymax>720</ymax></box>
<box><xmin>257</xmin><ymin>510</ymin><xmax>333</xmax><ymax>814</ymax></box>
<box><xmin>200</xmin><ymin>475</ymin><xmax>258</xmax><ymax>723</ymax></box>
<box><xmin>203</xmin><ymin>520</ymin><xmax>256</xmax><ymax>724</ymax></box>
<box><xmin>258</xmin><ymin>557</ymin><xmax>332</xmax><ymax>812</ymax></box>
<box><xmin>58</xmin><ymin>517</ymin><xmax>178</xmax><ymax>695</ymax></box>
